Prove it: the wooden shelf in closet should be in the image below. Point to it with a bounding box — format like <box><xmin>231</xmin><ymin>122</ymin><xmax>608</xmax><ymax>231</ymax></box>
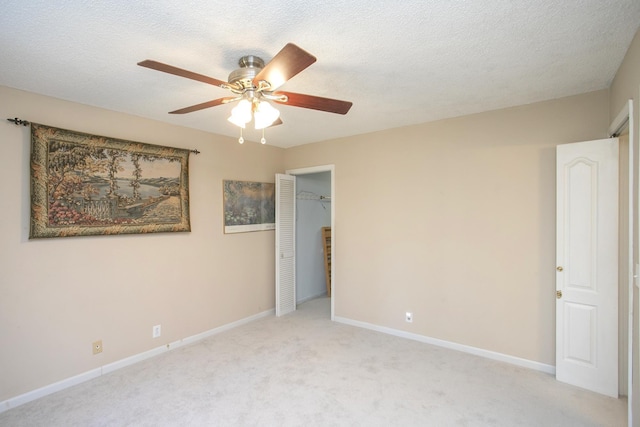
<box><xmin>321</xmin><ymin>226</ymin><xmax>331</xmax><ymax>297</ymax></box>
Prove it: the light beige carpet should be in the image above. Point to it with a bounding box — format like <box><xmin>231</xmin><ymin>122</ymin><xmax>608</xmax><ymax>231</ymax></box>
<box><xmin>0</xmin><ymin>297</ymin><xmax>626</xmax><ymax>426</ymax></box>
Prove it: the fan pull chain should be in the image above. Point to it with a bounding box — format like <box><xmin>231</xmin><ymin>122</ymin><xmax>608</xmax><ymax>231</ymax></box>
<box><xmin>238</xmin><ymin>127</ymin><xmax>244</xmax><ymax>144</ymax></box>
<box><xmin>261</xmin><ymin>128</ymin><xmax>266</xmax><ymax>145</ymax></box>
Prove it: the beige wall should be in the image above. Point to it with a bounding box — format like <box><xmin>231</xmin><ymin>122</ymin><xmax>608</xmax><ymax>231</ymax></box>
<box><xmin>284</xmin><ymin>90</ymin><xmax>609</xmax><ymax>365</ymax></box>
<box><xmin>0</xmin><ymin>86</ymin><xmax>284</xmax><ymax>401</ymax></box>
<box><xmin>610</xmin><ymin>29</ymin><xmax>640</xmax><ymax>126</ymax></box>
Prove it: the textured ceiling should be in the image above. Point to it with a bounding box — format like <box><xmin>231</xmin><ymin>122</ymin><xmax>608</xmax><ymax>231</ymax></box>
<box><xmin>1</xmin><ymin>1</ymin><xmax>639</xmax><ymax>148</ymax></box>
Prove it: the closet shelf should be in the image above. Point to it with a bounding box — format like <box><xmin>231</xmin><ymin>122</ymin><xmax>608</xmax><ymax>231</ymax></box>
<box><xmin>322</xmin><ymin>226</ymin><xmax>331</xmax><ymax>297</ymax></box>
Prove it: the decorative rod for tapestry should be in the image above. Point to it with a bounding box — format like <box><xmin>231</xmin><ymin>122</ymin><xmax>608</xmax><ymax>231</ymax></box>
<box><xmin>7</xmin><ymin>117</ymin><xmax>29</xmax><ymax>126</ymax></box>
<box><xmin>6</xmin><ymin>117</ymin><xmax>201</xmax><ymax>155</ymax></box>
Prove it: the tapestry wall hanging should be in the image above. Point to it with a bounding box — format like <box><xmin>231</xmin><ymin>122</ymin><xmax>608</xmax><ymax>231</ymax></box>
<box><xmin>223</xmin><ymin>180</ymin><xmax>275</xmax><ymax>234</ymax></box>
<box><xmin>30</xmin><ymin>123</ymin><xmax>191</xmax><ymax>238</ymax></box>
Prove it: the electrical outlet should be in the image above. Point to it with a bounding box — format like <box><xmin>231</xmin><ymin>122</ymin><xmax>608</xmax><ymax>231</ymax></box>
<box><xmin>152</xmin><ymin>324</ymin><xmax>161</xmax><ymax>338</ymax></box>
<box><xmin>405</xmin><ymin>312</ymin><xmax>413</xmax><ymax>323</ymax></box>
<box><xmin>92</xmin><ymin>340</ymin><xmax>103</xmax><ymax>355</ymax></box>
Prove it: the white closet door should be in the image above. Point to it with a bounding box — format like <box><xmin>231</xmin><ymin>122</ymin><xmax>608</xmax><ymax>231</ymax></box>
<box><xmin>275</xmin><ymin>173</ymin><xmax>296</xmax><ymax>316</ymax></box>
<box><xmin>556</xmin><ymin>138</ymin><xmax>619</xmax><ymax>397</ymax></box>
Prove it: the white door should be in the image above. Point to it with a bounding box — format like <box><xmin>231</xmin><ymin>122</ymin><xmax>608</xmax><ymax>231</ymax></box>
<box><xmin>556</xmin><ymin>138</ymin><xmax>619</xmax><ymax>397</ymax></box>
<box><xmin>275</xmin><ymin>173</ymin><xmax>296</xmax><ymax>316</ymax></box>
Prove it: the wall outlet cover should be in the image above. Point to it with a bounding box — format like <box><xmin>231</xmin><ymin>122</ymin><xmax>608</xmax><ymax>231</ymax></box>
<box><xmin>92</xmin><ymin>340</ymin><xmax>103</xmax><ymax>355</ymax></box>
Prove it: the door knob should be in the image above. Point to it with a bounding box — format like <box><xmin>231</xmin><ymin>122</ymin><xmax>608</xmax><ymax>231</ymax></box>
<box><xmin>556</xmin><ymin>290</ymin><xmax>562</xmax><ymax>299</ymax></box>
<box><xmin>556</xmin><ymin>266</ymin><xmax>563</xmax><ymax>272</ymax></box>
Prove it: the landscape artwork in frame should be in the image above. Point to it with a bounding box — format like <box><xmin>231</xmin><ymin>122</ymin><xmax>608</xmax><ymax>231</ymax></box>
<box><xmin>223</xmin><ymin>180</ymin><xmax>275</xmax><ymax>234</ymax></box>
<box><xmin>30</xmin><ymin>123</ymin><xmax>191</xmax><ymax>238</ymax></box>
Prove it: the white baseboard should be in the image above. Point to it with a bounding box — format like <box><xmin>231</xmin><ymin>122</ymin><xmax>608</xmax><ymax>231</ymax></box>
<box><xmin>3</xmin><ymin>309</ymin><xmax>554</xmax><ymax>414</ymax></box>
<box><xmin>334</xmin><ymin>316</ymin><xmax>556</xmax><ymax>375</ymax></box>
<box><xmin>0</xmin><ymin>308</ymin><xmax>274</xmax><ymax>414</ymax></box>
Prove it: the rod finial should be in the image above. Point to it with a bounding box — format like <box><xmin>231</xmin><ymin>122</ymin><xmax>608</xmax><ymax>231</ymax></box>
<box><xmin>7</xmin><ymin>118</ymin><xmax>30</xmax><ymax>126</ymax></box>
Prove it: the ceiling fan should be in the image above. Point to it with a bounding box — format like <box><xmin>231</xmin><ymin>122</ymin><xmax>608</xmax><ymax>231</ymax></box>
<box><xmin>138</xmin><ymin>43</ymin><xmax>353</xmax><ymax>142</ymax></box>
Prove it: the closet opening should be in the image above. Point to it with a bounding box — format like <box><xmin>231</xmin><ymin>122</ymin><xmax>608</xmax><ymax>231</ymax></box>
<box><xmin>287</xmin><ymin>165</ymin><xmax>335</xmax><ymax>319</ymax></box>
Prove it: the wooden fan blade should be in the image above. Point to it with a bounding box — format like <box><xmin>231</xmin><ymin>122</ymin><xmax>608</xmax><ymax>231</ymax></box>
<box><xmin>138</xmin><ymin>60</ymin><xmax>228</xmax><ymax>87</ymax></box>
<box><xmin>169</xmin><ymin>97</ymin><xmax>236</xmax><ymax>114</ymax></box>
<box><xmin>273</xmin><ymin>91</ymin><xmax>352</xmax><ymax>115</ymax></box>
<box><xmin>253</xmin><ymin>43</ymin><xmax>316</xmax><ymax>90</ymax></box>
<box><xmin>269</xmin><ymin>118</ymin><xmax>283</xmax><ymax>127</ymax></box>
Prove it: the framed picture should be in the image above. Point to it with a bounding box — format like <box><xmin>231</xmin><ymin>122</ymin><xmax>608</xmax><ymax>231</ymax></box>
<box><xmin>223</xmin><ymin>180</ymin><xmax>275</xmax><ymax>233</ymax></box>
<box><xmin>30</xmin><ymin>123</ymin><xmax>191</xmax><ymax>238</ymax></box>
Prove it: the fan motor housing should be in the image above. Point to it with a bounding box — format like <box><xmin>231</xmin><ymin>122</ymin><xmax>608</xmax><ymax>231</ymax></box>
<box><xmin>228</xmin><ymin>55</ymin><xmax>264</xmax><ymax>89</ymax></box>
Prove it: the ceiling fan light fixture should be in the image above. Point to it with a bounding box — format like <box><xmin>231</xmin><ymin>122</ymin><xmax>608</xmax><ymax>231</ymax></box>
<box><xmin>139</xmin><ymin>43</ymin><xmax>351</xmax><ymax>146</ymax></box>
<box><xmin>227</xmin><ymin>99</ymin><xmax>252</xmax><ymax>128</ymax></box>
<box><xmin>254</xmin><ymin>100</ymin><xmax>280</xmax><ymax>130</ymax></box>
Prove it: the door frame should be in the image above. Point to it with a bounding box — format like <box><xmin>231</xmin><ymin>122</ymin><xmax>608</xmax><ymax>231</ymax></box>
<box><xmin>608</xmin><ymin>99</ymin><xmax>634</xmax><ymax>426</ymax></box>
<box><xmin>286</xmin><ymin>164</ymin><xmax>335</xmax><ymax>320</ymax></box>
